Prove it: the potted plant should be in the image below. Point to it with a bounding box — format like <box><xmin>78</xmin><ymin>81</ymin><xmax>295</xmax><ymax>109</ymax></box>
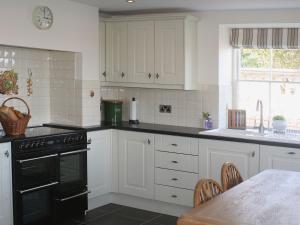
<box><xmin>202</xmin><ymin>112</ymin><xmax>213</xmax><ymax>129</ymax></box>
<box><xmin>272</xmin><ymin>115</ymin><xmax>287</xmax><ymax>133</ymax></box>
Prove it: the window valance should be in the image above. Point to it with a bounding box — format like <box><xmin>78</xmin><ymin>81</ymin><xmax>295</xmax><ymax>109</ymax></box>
<box><xmin>231</xmin><ymin>28</ymin><xmax>300</xmax><ymax>49</ymax></box>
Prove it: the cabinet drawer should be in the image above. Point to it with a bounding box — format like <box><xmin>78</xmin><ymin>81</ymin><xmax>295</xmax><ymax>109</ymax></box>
<box><xmin>155</xmin><ymin>168</ymin><xmax>198</xmax><ymax>190</ymax></box>
<box><xmin>155</xmin><ymin>185</ymin><xmax>194</xmax><ymax>207</ymax></box>
<box><xmin>155</xmin><ymin>135</ymin><xmax>198</xmax><ymax>155</ymax></box>
<box><xmin>155</xmin><ymin>151</ymin><xmax>198</xmax><ymax>173</ymax></box>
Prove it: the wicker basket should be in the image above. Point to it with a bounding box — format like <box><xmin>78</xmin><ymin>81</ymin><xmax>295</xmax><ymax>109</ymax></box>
<box><xmin>0</xmin><ymin>97</ymin><xmax>31</xmax><ymax>136</ymax></box>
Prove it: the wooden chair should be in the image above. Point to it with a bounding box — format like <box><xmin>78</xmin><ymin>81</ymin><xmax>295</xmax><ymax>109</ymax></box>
<box><xmin>221</xmin><ymin>162</ymin><xmax>243</xmax><ymax>191</ymax></box>
<box><xmin>193</xmin><ymin>179</ymin><xmax>223</xmax><ymax>207</ymax></box>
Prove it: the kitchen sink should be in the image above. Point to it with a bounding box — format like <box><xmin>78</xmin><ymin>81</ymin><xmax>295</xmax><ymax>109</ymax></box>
<box><xmin>199</xmin><ymin>128</ymin><xmax>300</xmax><ymax>144</ymax></box>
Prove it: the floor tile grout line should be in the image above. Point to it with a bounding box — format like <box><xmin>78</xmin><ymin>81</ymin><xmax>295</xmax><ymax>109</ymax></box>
<box><xmin>139</xmin><ymin>214</ymin><xmax>164</xmax><ymax>225</ymax></box>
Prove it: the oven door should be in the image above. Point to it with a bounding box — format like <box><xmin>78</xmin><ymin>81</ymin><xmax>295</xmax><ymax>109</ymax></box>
<box><xmin>58</xmin><ymin>148</ymin><xmax>89</xmax><ymax>195</ymax></box>
<box><xmin>16</xmin><ymin>182</ymin><xmax>58</xmax><ymax>225</ymax></box>
<box><xmin>16</xmin><ymin>154</ymin><xmax>59</xmax><ymax>190</ymax></box>
<box><xmin>56</xmin><ymin>148</ymin><xmax>89</xmax><ymax>222</ymax></box>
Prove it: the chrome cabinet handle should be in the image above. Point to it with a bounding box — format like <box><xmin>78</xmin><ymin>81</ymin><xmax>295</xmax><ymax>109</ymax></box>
<box><xmin>171</xmin><ymin>178</ymin><xmax>178</xmax><ymax>181</ymax></box>
<box><xmin>102</xmin><ymin>71</ymin><xmax>106</xmax><ymax>77</ymax></box>
<box><xmin>58</xmin><ymin>190</ymin><xmax>91</xmax><ymax>202</ymax></box>
<box><xmin>17</xmin><ymin>154</ymin><xmax>58</xmax><ymax>163</ymax></box>
<box><xmin>121</xmin><ymin>72</ymin><xmax>125</xmax><ymax>78</ymax></box>
<box><xmin>288</xmin><ymin>152</ymin><xmax>296</xmax><ymax>155</ymax></box>
<box><xmin>171</xmin><ymin>160</ymin><xmax>178</xmax><ymax>164</ymax></box>
<box><xmin>148</xmin><ymin>139</ymin><xmax>151</xmax><ymax>145</ymax></box>
<box><xmin>19</xmin><ymin>182</ymin><xmax>59</xmax><ymax>194</ymax></box>
<box><xmin>148</xmin><ymin>73</ymin><xmax>152</xmax><ymax>79</ymax></box>
<box><xmin>171</xmin><ymin>144</ymin><xmax>178</xmax><ymax>147</ymax></box>
<box><xmin>4</xmin><ymin>150</ymin><xmax>9</xmax><ymax>158</ymax></box>
<box><xmin>87</xmin><ymin>138</ymin><xmax>92</xmax><ymax>144</ymax></box>
<box><xmin>171</xmin><ymin>194</ymin><xmax>177</xmax><ymax>198</ymax></box>
<box><xmin>61</xmin><ymin>148</ymin><xmax>90</xmax><ymax>156</ymax></box>
<box><xmin>156</xmin><ymin>73</ymin><xmax>159</xmax><ymax>79</ymax></box>
<box><xmin>251</xmin><ymin>151</ymin><xmax>255</xmax><ymax>158</ymax></box>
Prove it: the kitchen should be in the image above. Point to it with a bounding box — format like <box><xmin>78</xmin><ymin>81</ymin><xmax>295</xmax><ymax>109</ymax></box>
<box><xmin>1</xmin><ymin>0</ymin><xmax>300</xmax><ymax>225</ymax></box>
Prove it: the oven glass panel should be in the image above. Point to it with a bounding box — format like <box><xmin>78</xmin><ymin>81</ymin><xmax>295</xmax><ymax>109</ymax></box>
<box><xmin>21</xmin><ymin>189</ymin><xmax>53</xmax><ymax>225</ymax></box>
<box><xmin>18</xmin><ymin>156</ymin><xmax>58</xmax><ymax>189</ymax></box>
<box><xmin>60</xmin><ymin>153</ymin><xmax>86</xmax><ymax>193</ymax></box>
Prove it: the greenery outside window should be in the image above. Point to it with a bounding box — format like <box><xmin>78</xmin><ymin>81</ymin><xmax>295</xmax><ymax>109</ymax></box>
<box><xmin>233</xmin><ymin>48</ymin><xmax>300</xmax><ymax>130</ymax></box>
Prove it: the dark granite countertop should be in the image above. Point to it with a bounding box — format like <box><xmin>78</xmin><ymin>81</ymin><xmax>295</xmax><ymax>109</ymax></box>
<box><xmin>44</xmin><ymin>122</ymin><xmax>300</xmax><ymax>149</ymax></box>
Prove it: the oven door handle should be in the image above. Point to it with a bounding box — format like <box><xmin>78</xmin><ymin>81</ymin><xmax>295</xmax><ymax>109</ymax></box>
<box><xmin>61</xmin><ymin>148</ymin><xmax>90</xmax><ymax>156</ymax></box>
<box><xmin>19</xmin><ymin>182</ymin><xmax>59</xmax><ymax>194</ymax></box>
<box><xmin>57</xmin><ymin>190</ymin><xmax>91</xmax><ymax>202</ymax></box>
<box><xmin>17</xmin><ymin>154</ymin><xmax>59</xmax><ymax>163</ymax></box>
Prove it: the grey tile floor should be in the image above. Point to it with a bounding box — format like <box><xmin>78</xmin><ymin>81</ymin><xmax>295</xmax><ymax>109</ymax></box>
<box><xmin>60</xmin><ymin>203</ymin><xmax>178</xmax><ymax>225</ymax></box>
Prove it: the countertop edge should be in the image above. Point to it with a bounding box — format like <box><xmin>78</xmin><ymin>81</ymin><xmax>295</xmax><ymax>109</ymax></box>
<box><xmin>44</xmin><ymin>123</ymin><xmax>300</xmax><ymax>149</ymax></box>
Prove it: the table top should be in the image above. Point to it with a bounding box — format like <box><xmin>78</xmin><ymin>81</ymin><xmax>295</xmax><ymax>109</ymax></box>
<box><xmin>178</xmin><ymin>170</ymin><xmax>300</xmax><ymax>225</ymax></box>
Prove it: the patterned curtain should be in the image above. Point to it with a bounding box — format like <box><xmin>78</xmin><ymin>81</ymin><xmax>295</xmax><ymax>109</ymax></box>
<box><xmin>231</xmin><ymin>28</ymin><xmax>300</xmax><ymax>49</ymax></box>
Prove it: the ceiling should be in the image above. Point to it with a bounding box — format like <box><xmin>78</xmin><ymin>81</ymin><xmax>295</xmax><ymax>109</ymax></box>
<box><xmin>70</xmin><ymin>0</ymin><xmax>300</xmax><ymax>13</ymax></box>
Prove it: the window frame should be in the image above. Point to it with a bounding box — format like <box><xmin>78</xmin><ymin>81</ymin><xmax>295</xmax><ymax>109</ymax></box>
<box><xmin>232</xmin><ymin>48</ymin><xmax>300</xmax><ymax>129</ymax></box>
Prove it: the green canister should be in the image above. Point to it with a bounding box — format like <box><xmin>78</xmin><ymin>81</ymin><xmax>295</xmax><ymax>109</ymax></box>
<box><xmin>101</xmin><ymin>100</ymin><xmax>123</xmax><ymax>124</ymax></box>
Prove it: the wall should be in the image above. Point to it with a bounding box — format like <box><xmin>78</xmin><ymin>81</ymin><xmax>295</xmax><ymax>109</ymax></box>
<box><xmin>0</xmin><ymin>0</ymin><xmax>100</xmax><ymax>126</ymax></box>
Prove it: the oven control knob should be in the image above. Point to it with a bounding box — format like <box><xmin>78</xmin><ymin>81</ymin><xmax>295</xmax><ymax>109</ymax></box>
<box><xmin>63</xmin><ymin>138</ymin><xmax>67</xmax><ymax>143</ymax></box>
<box><xmin>19</xmin><ymin>144</ymin><xmax>24</xmax><ymax>150</ymax></box>
<box><xmin>30</xmin><ymin>143</ymin><xmax>35</xmax><ymax>148</ymax></box>
<box><xmin>25</xmin><ymin>143</ymin><xmax>30</xmax><ymax>149</ymax></box>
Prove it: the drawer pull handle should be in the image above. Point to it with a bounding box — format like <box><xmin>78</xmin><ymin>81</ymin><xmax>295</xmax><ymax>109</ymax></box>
<box><xmin>171</xmin><ymin>178</ymin><xmax>178</xmax><ymax>181</ymax></box>
<box><xmin>171</xmin><ymin>160</ymin><xmax>178</xmax><ymax>164</ymax></box>
<box><xmin>171</xmin><ymin>195</ymin><xmax>177</xmax><ymax>198</ymax></box>
<box><xmin>171</xmin><ymin>144</ymin><xmax>178</xmax><ymax>147</ymax></box>
<box><xmin>288</xmin><ymin>152</ymin><xmax>296</xmax><ymax>155</ymax></box>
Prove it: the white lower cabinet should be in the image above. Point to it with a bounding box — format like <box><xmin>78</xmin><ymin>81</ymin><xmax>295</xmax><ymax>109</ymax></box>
<box><xmin>87</xmin><ymin>130</ymin><xmax>112</xmax><ymax>199</ymax></box>
<box><xmin>118</xmin><ymin>131</ymin><xmax>155</xmax><ymax>199</ymax></box>
<box><xmin>199</xmin><ymin>139</ymin><xmax>260</xmax><ymax>184</ymax></box>
<box><xmin>0</xmin><ymin>143</ymin><xmax>13</xmax><ymax>225</ymax></box>
<box><xmin>260</xmin><ymin>145</ymin><xmax>300</xmax><ymax>172</ymax></box>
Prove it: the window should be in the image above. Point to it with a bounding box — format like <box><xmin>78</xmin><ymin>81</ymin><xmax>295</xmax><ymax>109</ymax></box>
<box><xmin>233</xmin><ymin>48</ymin><xmax>300</xmax><ymax>130</ymax></box>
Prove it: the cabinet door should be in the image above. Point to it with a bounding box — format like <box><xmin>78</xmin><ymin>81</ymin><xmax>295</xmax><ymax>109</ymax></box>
<box><xmin>199</xmin><ymin>139</ymin><xmax>259</xmax><ymax>184</ymax></box>
<box><xmin>99</xmin><ymin>18</ymin><xmax>106</xmax><ymax>82</ymax></box>
<box><xmin>260</xmin><ymin>145</ymin><xmax>300</xmax><ymax>172</ymax></box>
<box><xmin>155</xmin><ymin>20</ymin><xmax>184</xmax><ymax>85</ymax></box>
<box><xmin>0</xmin><ymin>143</ymin><xmax>13</xmax><ymax>225</ymax></box>
<box><xmin>119</xmin><ymin>131</ymin><xmax>154</xmax><ymax>199</ymax></box>
<box><xmin>87</xmin><ymin>130</ymin><xmax>111</xmax><ymax>198</ymax></box>
<box><xmin>128</xmin><ymin>21</ymin><xmax>155</xmax><ymax>83</ymax></box>
<box><xmin>106</xmin><ymin>22</ymin><xmax>128</xmax><ymax>82</ymax></box>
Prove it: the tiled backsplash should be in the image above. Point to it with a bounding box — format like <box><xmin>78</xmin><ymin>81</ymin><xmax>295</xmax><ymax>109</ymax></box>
<box><xmin>100</xmin><ymin>86</ymin><xmax>219</xmax><ymax>128</ymax></box>
<box><xmin>0</xmin><ymin>45</ymin><xmax>85</xmax><ymax>127</ymax></box>
<box><xmin>0</xmin><ymin>46</ymin><xmax>51</xmax><ymax>126</ymax></box>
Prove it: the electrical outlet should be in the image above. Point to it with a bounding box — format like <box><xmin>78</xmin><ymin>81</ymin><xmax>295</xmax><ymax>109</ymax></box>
<box><xmin>159</xmin><ymin>105</ymin><xmax>172</xmax><ymax>113</ymax></box>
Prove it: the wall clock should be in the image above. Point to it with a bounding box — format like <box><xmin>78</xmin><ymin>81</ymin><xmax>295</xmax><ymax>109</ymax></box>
<box><xmin>32</xmin><ymin>6</ymin><xmax>53</xmax><ymax>30</ymax></box>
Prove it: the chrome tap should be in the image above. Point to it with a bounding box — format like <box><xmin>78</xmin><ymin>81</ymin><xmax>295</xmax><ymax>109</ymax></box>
<box><xmin>256</xmin><ymin>100</ymin><xmax>264</xmax><ymax>134</ymax></box>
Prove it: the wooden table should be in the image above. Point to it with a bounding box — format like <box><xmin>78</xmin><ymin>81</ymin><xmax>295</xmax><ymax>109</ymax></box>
<box><xmin>178</xmin><ymin>170</ymin><xmax>300</xmax><ymax>225</ymax></box>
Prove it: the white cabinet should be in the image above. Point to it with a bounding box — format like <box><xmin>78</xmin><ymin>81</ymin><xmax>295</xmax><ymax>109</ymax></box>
<box><xmin>154</xmin><ymin>20</ymin><xmax>184</xmax><ymax>85</ymax></box>
<box><xmin>128</xmin><ymin>21</ymin><xmax>155</xmax><ymax>83</ymax></box>
<box><xmin>199</xmin><ymin>139</ymin><xmax>260</xmax><ymax>184</ymax></box>
<box><xmin>260</xmin><ymin>145</ymin><xmax>300</xmax><ymax>172</ymax></box>
<box><xmin>0</xmin><ymin>143</ymin><xmax>13</xmax><ymax>225</ymax></box>
<box><xmin>103</xmin><ymin>14</ymin><xmax>199</xmax><ymax>90</ymax></box>
<box><xmin>87</xmin><ymin>130</ymin><xmax>112</xmax><ymax>199</ymax></box>
<box><xmin>99</xmin><ymin>17</ymin><xmax>106</xmax><ymax>82</ymax></box>
<box><xmin>106</xmin><ymin>22</ymin><xmax>128</xmax><ymax>82</ymax></box>
<box><xmin>118</xmin><ymin>131</ymin><xmax>154</xmax><ymax>199</ymax></box>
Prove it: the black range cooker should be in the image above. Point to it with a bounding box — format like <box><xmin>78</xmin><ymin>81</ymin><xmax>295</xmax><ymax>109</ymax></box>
<box><xmin>11</xmin><ymin>126</ymin><xmax>89</xmax><ymax>225</ymax></box>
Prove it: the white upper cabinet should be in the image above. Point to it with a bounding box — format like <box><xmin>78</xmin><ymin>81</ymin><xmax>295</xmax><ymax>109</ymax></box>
<box><xmin>260</xmin><ymin>145</ymin><xmax>300</xmax><ymax>172</ymax></box>
<box><xmin>103</xmin><ymin>14</ymin><xmax>199</xmax><ymax>90</ymax></box>
<box><xmin>128</xmin><ymin>21</ymin><xmax>155</xmax><ymax>83</ymax></box>
<box><xmin>154</xmin><ymin>20</ymin><xmax>184</xmax><ymax>85</ymax></box>
<box><xmin>118</xmin><ymin>131</ymin><xmax>155</xmax><ymax>199</ymax></box>
<box><xmin>106</xmin><ymin>22</ymin><xmax>128</xmax><ymax>82</ymax></box>
<box><xmin>0</xmin><ymin>143</ymin><xmax>13</xmax><ymax>225</ymax></box>
<box><xmin>199</xmin><ymin>139</ymin><xmax>260</xmax><ymax>184</ymax></box>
